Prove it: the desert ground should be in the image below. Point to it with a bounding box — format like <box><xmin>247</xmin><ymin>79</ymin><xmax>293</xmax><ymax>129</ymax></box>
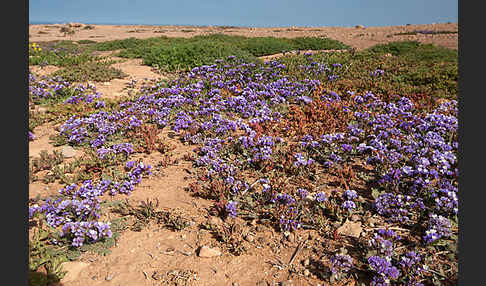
<box><xmin>29</xmin><ymin>22</ymin><xmax>458</xmax><ymax>286</ymax></box>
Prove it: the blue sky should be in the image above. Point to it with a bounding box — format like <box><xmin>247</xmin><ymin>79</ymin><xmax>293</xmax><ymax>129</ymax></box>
<box><xmin>29</xmin><ymin>0</ymin><xmax>458</xmax><ymax>27</ymax></box>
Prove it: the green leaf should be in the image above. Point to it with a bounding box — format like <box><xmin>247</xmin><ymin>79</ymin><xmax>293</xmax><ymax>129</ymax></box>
<box><xmin>371</xmin><ymin>188</ymin><xmax>382</xmax><ymax>199</ymax></box>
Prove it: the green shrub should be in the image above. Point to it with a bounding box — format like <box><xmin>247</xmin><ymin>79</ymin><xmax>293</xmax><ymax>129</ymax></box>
<box><xmin>238</xmin><ymin>37</ymin><xmax>295</xmax><ymax>57</ymax></box>
<box><xmin>290</xmin><ymin>37</ymin><xmax>350</xmax><ymax>50</ymax></box>
<box><xmin>77</xmin><ymin>39</ymin><xmax>97</xmax><ymax>44</ymax></box>
<box><xmin>365</xmin><ymin>41</ymin><xmax>457</xmax><ymax>62</ymax></box>
<box><xmin>143</xmin><ymin>40</ymin><xmax>257</xmax><ymax>72</ymax></box>
<box><xmin>52</xmin><ymin>61</ymin><xmax>127</xmax><ymax>82</ymax></box>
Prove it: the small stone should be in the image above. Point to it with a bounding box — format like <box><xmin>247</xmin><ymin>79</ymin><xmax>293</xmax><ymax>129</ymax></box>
<box><xmin>105</xmin><ymin>273</ymin><xmax>115</xmax><ymax>281</ymax></box>
<box><xmin>280</xmin><ymin>280</ymin><xmax>294</xmax><ymax>286</ymax></box>
<box><xmin>198</xmin><ymin>246</ymin><xmax>222</xmax><ymax>258</ymax></box>
<box><xmin>209</xmin><ymin>216</ymin><xmax>222</xmax><ymax>226</ymax></box>
<box><xmin>287</xmin><ymin>233</ymin><xmax>295</xmax><ymax>243</ymax></box>
<box><xmin>37</xmin><ymin>107</ymin><xmax>47</xmax><ymax>113</ymax></box>
<box><xmin>61</xmin><ymin>146</ymin><xmax>76</xmax><ymax>158</ymax></box>
<box><xmin>232</xmin><ymin>283</ymin><xmax>239</xmax><ymax>286</ymax></box>
<box><xmin>60</xmin><ymin>262</ymin><xmax>89</xmax><ymax>283</ymax></box>
<box><xmin>351</xmin><ymin>214</ymin><xmax>360</xmax><ymax>222</ymax></box>
<box><xmin>303</xmin><ymin>258</ymin><xmax>310</xmax><ymax>267</ymax></box>
<box><xmin>337</xmin><ymin>219</ymin><xmax>363</xmax><ymax>238</ymax></box>
<box><xmin>303</xmin><ymin>269</ymin><xmax>310</xmax><ymax>277</ymax></box>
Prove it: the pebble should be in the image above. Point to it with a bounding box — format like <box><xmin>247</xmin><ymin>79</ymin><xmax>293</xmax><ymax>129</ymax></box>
<box><xmin>61</xmin><ymin>146</ymin><xmax>76</xmax><ymax>158</ymax></box>
<box><xmin>337</xmin><ymin>219</ymin><xmax>363</xmax><ymax>238</ymax></box>
<box><xmin>209</xmin><ymin>216</ymin><xmax>222</xmax><ymax>225</ymax></box>
<box><xmin>303</xmin><ymin>258</ymin><xmax>310</xmax><ymax>267</ymax></box>
<box><xmin>304</xmin><ymin>269</ymin><xmax>310</xmax><ymax>277</ymax></box>
<box><xmin>198</xmin><ymin>246</ymin><xmax>222</xmax><ymax>258</ymax></box>
<box><xmin>105</xmin><ymin>273</ymin><xmax>115</xmax><ymax>281</ymax></box>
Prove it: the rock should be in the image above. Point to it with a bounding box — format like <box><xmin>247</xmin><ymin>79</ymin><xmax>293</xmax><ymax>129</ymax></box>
<box><xmin>105</xmin><ymin>273</ymin><xmax>115</xmax><ymax>281</ymax></box>
<box><xmin>60</xmin><ymin>262</ymin><xmax>89</xmax><ymax>283</ymax></box>
<box><xmin>209</xmin><ymin>216</ymin><xmax>222</xmax><ymax>226</ymax></box>
<box><xmin>61</xmin><ymin>146</ymin><xmax>76</xmax><ymax>158</ymax></box>
<box><xmin>304</xmin><ymin>269</ymin><xmax>310</xmax><ymax>277</ymax></box>
<box><xmin>245</xmin><ymin>234</ymin><xmax>254</xmax><ymax>243</ymax></box>
<box><xmin>351</xmin><ymin>214</ymin><xmax>361</xmax><ymax>222</ymax></box>
<box><xmin>69</xmin><ymin>22</ymin><xmax>85</xmax><ymax>28</ymax></box>
<box><xmin>303</xmin><ymin>258</ymin><xmax>310</xmax><ymax>267</ymax></box>
<box><xmin>280</xmin><ymin>280</ymin><xmax>294</xmax><ymax>286</ymax></box>
<box><xmin>198</xmin><ymin>246</ymin><xmax>222</xmax><ymax>258</ymax></box>
<box><xmin>37</xmin><ymin>107</ymin><xmax>47</xmax><ymax>113</ymax></box>
<box><xmin>336</xmin><ymin>219</ymin><xmax>363</xmax><ymax>238</ymax></box>
<box><xmin>287</xmin><ymin>233</ymin><xmax>295</xmax><ymax>243</ymax></box>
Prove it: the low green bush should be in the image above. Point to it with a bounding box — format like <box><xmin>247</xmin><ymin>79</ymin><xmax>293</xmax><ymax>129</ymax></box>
<box><xmin>142</xmin><ymin>40</ymin><xmax>257</xmax><ymax>72</ymax></box>
<box><xmin>52</xmin><ymin>61</ymin><xmax>127</xmax><ymax>82</ymax></box>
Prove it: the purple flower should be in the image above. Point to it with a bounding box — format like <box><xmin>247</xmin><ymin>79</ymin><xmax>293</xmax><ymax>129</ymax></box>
<box><xmin>226</xmin><ymin>201</ymin><xmax>238</xmax><ymax>218</ymax></box>
<box><xmin>342</xmin><ymin>190</ymin><xmax>358</xmax><ymax>201</ymax></box>
<box><xmin>330</xmin><ymin>254</ymin><xmax>353</xmax><ymax>277</ymax></box>
<box><xmin>314</xmin><ymin>192</ymin><xmax>327</xmax><ymax>203</ymax></box>
<box><xmin>297</xmin><ymin>188</ymin><xmax>308</xmax><ymax>199</ymax></box>
<box><xmin>342</xmin><ymin>200</ymin><xmax>356</xmax><ymax>210</ymax></box>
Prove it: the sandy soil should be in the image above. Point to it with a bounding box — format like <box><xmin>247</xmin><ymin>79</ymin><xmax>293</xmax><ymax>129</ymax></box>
<box><xmin>29</xmin><ymin>22</ymin><xmax>458</xmax><ymax>51</ymax></box>
<box><xmin>28</xmin><ymin>22</ymin><xmax>458</xmax><ymax>286</ymax></box>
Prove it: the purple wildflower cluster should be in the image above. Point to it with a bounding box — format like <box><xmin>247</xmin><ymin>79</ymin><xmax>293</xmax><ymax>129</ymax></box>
<box><xmin>29</xmin><ymin>162</ymin><xmax>151</xmax><ymax>247</ymax></box>
<box><xmin>423</xmin><ymin>213</ymin><xmax>453</xmax><ymax>244</ymax></box>
<box><xmin>29</xmin><ymin>73</ymin><xmax>70</xmax><ymax>103</ymax></box>
<box><xmin>330</xmin><ymin>253</ymin><xmax>353</xmax><ymax>279</ymax></box>
<box><xmin>367</xmin><ymin>229</ymin><xmax>427</xmax><ymax>285</ymax></box>
<box><xmin>370</xmin><ymin>69</ymin><xmax>385</xmax><ymax>77</ymax></box>
<box><xmin>64</xmin><ymin>83</ymin><xmax>101</xmax><ymax>104</ymax></box>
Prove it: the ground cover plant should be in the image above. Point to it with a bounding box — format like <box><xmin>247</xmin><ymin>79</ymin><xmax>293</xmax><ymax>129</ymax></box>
<box><xmin>28</xmin><ymin>39</ymin><xmax>458</xmax><ymax>285</ymax></box>
<box><xmin>85</xmin><ymin>34</ymin><xmax>350</xmax><ymax>72</ymax></box>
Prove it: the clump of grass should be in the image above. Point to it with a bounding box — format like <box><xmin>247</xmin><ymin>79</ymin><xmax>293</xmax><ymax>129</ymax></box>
<box><xmin>30</xmin><ymin>150</ymin><xmax>65</xmax><ymax>173</ymax></box>
<box><xmin>52</xmin><ymin>61</ymin><xmax>127</xmax><ymax>82</ymax></box>
<box><xmin>111</xmin><ymin>199</ymin><xmax>191</xmax><ymax>232</ymax></box>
